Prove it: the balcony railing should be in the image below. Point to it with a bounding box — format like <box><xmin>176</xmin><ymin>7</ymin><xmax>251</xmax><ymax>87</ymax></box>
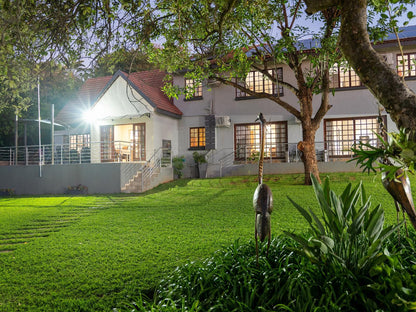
<box><xmin>0</xmin><ymin>141</ymin><xmax>148</xmax><ymax>165</ymax></box>
<box><xmin>0</xmin><ymin>138</ymin><xmax>378</xmax><ymax>166</ymax></box>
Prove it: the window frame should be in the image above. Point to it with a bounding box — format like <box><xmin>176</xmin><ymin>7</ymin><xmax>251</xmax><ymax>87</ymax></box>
<box><xmin>234</xmin><ymin>121</ymin><xmax>288</xmax><ymax>161</ymax></box>
<box><xmin>397</xmin><ymin>52</ymin><xmax>416</xmax><ymax>78</ymax></box>
<box><xmin>235</xmin><ymin>68</ymin><xmax>284</xmax><ymax>99</ymax></box>
<box><xmin>69</xmin><ymin>134</ymin><xmax>90</xmax><ymax>152</ymax></box>
<box><xmin>184</xmin><ymin>78</ymin><xmax>203</xmax><ymax>101</ymax></box>
<box><xmin>329</xmin><ymin>63</ymin><xmax>363</xmax><ymax>89</ymax></box>
<box><xmin>189</xmin><ymin>127</ymin><xmax>206</xmax><ymax>150</ymax></box>
<box><xmin>324</xmin><ymin>116</ymin><xmax>387</xmax><ymax>158</ymax></box>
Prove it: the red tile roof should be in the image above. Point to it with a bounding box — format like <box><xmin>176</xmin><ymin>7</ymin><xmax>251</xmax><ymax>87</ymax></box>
<box><xmin>122</xmin><ymin>70</ymin><xmax>182</xmax><ymax>117</ymax></box>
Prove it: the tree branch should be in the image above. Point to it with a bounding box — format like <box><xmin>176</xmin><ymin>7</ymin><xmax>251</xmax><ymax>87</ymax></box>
<box><xmin>303</xmin><ymin>0</ymin><xmax>341</xmax><ymax>15</ymax></box>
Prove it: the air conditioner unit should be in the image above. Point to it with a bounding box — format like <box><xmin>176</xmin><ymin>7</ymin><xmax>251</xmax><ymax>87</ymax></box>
<box><xmin>215</xmin><ymin>116</ymin><xmax>231</xmax><ymax>128</ymax></box>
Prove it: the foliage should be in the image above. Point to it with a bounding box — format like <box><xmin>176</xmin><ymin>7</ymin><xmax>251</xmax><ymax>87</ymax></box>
<box><xmin>0</xmin><ymin>188</ymin><xmax>15</xmax><ymax>197</ymax></box>
<box><xmin>351</xmin><ymin>128</ymin><xmax>416</xmax><ymax>180</ymax></box>
<box><xmin>145</xmin><ymin>0</ymin><xmax>342</xmax><ymax>185</ymax></box>
<box><xmin>126</xmin><ymin>234</ymin><xmax>416</xmax><ymax>312</ymax></box>
<box><xmin>285</xmin><ymin>174</ymin><xmax>398</xmax><ymax>275</ymax></box>
<box><xmin>64</xmin><ymin>184</ymin><xmax>88</xmax><ymax>195</ymax></box>
<box><xmin>90</xmin><ymin>48</ymin><xmax>157</xmax><ymax>77</ymax></box>
<box><xmin>172</xmin><ymin>156</ymin><xmax>185</xmax><ymax>178</ymax></box>
<box><xmin>192</xmin><ymin>151</ymin><xmax>207</xmax><ymax>165</ymax></box>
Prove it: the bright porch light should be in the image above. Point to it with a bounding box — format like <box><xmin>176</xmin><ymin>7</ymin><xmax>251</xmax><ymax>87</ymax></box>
<box><xmin>83</xmin><ymin>109</ymin><xmax>96</xmax><ymax>124</ymax></box>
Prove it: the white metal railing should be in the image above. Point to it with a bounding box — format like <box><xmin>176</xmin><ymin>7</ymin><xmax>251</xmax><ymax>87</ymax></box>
<box><xmin>0</xmin><ymin>140</ymin><xmax>151</xmax><ymax>165</ymax></box>
<box><xmin>141</xmin><ymin>147</ymin><xmax>171</xmax><ymax>191</ymax></box>
<box><xmin>208</xmin><ymin>139</ymin><xmax>380</xmax><ymax>174</ymax></box>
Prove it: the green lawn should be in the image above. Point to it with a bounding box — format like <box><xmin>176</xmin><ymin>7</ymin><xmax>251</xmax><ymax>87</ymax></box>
<box><xmin>0</xmin><ymin>172</ymin><xmax>412</xmax><ymax>311</ymax></box>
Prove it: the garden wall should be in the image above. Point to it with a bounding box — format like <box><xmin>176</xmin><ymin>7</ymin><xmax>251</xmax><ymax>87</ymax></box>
<box><xmin>0</xmin><ymin>163</ymin><xmax>125</xmax><ymax>195</ymax></box>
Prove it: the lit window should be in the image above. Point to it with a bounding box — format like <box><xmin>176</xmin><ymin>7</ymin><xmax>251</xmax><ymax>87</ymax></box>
<box><xmin>234</xmin><ymin>121</ymin><xmax>287</xmax><ymax>160</ymax></box>
<box><xmin>189</xmin><ymin>127</ymin><xmax>206</xmax><ymax>149</ymax></box>
<box><xmin>69</xmin><ymin>134</ymin><xmax>90</xmax><ymax>152</ymax></box>
<box><xmin>397</xmin><ymin>53</ymin><xmax>416</xmax><ymax>77</ymax></box>
<box><xmin>324</xmin><ymin>116</ymin><xmax>386</xmax><ymax>157</ymax></box>
<box><xmin>185</xmin><ymin>78</ymin><xmax>203</xmax><ymax>100</ymax></box>
<box><xmin>236</xmin><ymin>68</ymin><xmax>283</xmax><ymax>98</ymax></box>
<box><xmin>329</xmin><ymin>63</ymin><xmax>362</xmax><ymax>88</ymax></box>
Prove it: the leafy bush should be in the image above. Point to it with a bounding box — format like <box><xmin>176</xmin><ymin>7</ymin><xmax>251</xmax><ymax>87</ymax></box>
<box><xmin>172</xmin><ymin>156</ymin><xmax>185</xmax><ymax>178</ymax></box>
<box><xmin>285</xmin><ymin>174</ymin><xmax>398</xmax><ymax>275</ymax></box>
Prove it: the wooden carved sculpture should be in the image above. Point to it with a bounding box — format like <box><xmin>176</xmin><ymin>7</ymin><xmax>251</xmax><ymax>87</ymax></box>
<box><xmin>253</xmin><ymin>113</ymin><xmax>273</xmax><ymax>262</ymax></box>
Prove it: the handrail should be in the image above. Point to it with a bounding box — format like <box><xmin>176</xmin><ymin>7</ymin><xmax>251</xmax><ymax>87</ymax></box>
<box><xmin>141</xmin><ymin>147</ymin><xmax>171</xmax><ymax>191</ymax></box>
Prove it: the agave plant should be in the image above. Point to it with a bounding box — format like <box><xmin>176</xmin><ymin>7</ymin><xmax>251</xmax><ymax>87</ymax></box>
<box><xmin>285</xmin><ymin>174</ymin><xmax>399</xmax><ymax>275</ymax></box>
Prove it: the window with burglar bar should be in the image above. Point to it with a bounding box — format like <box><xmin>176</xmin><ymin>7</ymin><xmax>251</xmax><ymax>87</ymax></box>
<box><xmin>189</xmin><ymin>127</ymin><xmax>206</xmax><ymax>149</ymax></box>
<box><xmin>236</xmin><ymin>68</ymin><xmax>283</xmax><ymax>98</ymax></box>
<box><xmin>397</xmin><ymin>53</ymin><xmax>416</xmax><ymax>77</ymax></box>
<box><xmin>234</xmin><ymin>121</ymin><xmax>287</xmax><ymax>161</ymax></box>
<box><xmin>184</xmin><ymin>78</ymin><xmax>203</xmax><ymax>100</ymax></box>
<box><xmin>329</xmin><ymin>63</ymin><xmax>362</xmax><ymax>89</ymax></box>
<box><xmin>324</xmin><ymin>116</ymin><xmax>387</xmax><ymax>158</ymax></box>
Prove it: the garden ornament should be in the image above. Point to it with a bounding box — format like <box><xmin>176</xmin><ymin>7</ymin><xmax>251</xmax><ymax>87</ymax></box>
<box><xmin>253</xmin><ymin>113</ymin><xmax>273</xmax><ymax>263</ymax></box>
<box><xmin>382</xmin><ymin>169</ymin><xmax>416</xmax><ymax>235</ymax></box>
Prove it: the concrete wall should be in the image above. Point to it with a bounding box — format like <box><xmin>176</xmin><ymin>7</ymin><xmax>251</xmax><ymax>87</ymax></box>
<box><xmin>221</xmin><ymin>160</ymin><xmax>363</xmax><ymax>177</ymax></box>
<box><xmin>0</xmin><ymin>163</ymin><xmax>123</xmax><ymax>195</ymax></box>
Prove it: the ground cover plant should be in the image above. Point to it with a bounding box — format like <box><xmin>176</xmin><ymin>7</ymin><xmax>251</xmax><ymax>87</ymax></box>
<box><xmin>0</xmin><ymin>172</ymin><xmax>415</xmax><ymax>311</ymax></box>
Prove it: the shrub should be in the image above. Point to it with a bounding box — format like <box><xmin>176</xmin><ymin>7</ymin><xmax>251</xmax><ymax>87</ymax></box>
<box><xmin>172</xmin><ymin>156</ymin><xmax>185</xmax><ymax>178</ymax></box>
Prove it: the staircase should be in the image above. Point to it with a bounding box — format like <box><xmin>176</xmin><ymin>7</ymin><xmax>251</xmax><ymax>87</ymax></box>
<box><xmin>121</xmin><ymin>148</ymin><xmax>171</xmax><ymax>193</ymax></box>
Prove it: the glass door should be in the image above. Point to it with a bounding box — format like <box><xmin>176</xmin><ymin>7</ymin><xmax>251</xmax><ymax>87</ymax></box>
<box><xmin>132</xmin><ymin>123</ymin><xmax>146</xmax><ymax>161</ymax></box>
<box><xmin>100</xmin><ymin>125</ymin><xmax>115</xmax><ymax>162</ymax></box>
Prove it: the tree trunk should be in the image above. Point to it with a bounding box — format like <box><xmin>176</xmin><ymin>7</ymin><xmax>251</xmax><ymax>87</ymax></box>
<box><xmin>299</xmin><ymin>125</ymin><xmax>320</xmax><ymax>185</ymax></box>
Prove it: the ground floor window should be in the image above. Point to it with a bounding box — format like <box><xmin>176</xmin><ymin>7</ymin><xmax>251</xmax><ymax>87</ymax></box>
<box><xmin>234</xmin><ymin>121</ymin><xmax>287</xmax><ymax>161</ymax></box>
<box><xmin>189</xmin><ymin>127</ymin><xmax>206</xmax><ymax>149</ymax></box>
<box><xmin>69</xmin><ymin>134</ymin><xmax>90</xmax><ymax>152</ymax></box>
<box><xmin>324</xmin><ymin>116</ymin><xmax>386</xmax><ymax>157</ymax></box>
<box><xmin>100</xmin><ymin>123</ymin><xmax>146</xmax><ymax>162</ymax></box>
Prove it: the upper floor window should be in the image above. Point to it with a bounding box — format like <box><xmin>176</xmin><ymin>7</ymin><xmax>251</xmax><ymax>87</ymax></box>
<box><xmin>189</xmin><ymin>127</ymin><xmax>206</xmax><ymax>149</ymax></box>
<box><xmin>236</xmin><ymin>68</ymin><xmax>283</xmax><ymax>98</ymax></box>
<box><xmin>329</xmin><ymin>63</ymin><xmax>362</xmax><ymax>89</ymax></box>
<box><xmin>397</xmin><ymin>53</ymin><xmax>416</xmax><ymax>77</ymax></box>
<box><xmin>184</xmin><ymin>78</ymin><xmax>203</xmax><ymax>100</ymax></box>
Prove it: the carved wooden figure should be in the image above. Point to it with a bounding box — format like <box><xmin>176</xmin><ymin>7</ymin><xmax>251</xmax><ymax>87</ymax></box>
<box><xmin>253</xmin><ymin>113</ymin><xmax>273</xmax><ymax>262</ymax></box>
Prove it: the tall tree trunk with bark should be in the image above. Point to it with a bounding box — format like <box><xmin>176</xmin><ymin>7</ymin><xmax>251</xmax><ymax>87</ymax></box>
<box><xmin>300</xmin><ymin>125</ymin><xmax>320</xmax><ymax>185</ymax></box>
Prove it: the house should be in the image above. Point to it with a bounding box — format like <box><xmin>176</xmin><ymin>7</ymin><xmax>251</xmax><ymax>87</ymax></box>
<box><xmin>1</xmin><ymin>26</ymin><xmax>416</xmax><ymax>194</ymax></box>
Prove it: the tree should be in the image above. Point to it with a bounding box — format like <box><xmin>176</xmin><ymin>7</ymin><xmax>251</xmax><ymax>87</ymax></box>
<box><xmin>304</xmin><ymin>0</ymin><xmax>416</xmax><ymax>140</ymax></box>
<box><xmin>0</xmin><ymin>61</ymin><xmax>82</xmax><ymax>147</ymax></box>
<box><xmin>90</xmin><ymin>47</ymin><xmax>157</xmax><ymax>77</ymax></box>
<box><xmin>146</xmin><ymin>0</ymin><xmax>341</xmax><ymax>184</ymax></box>
<box><xmin>0</xmin><ymin>0</ymin><xmax>136</xmax><ymax>114</ymax></box>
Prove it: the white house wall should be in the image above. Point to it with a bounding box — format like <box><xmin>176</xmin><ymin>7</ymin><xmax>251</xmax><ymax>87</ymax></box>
<box><xmin>151</xmin><ymin>113</ymin><xmax>179</xmax><ymax>157</ymax></box>
<box><xmin>90</xmin><ymin>76</ymin><xmax>153</xmax><ymax>120</ymax></box>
